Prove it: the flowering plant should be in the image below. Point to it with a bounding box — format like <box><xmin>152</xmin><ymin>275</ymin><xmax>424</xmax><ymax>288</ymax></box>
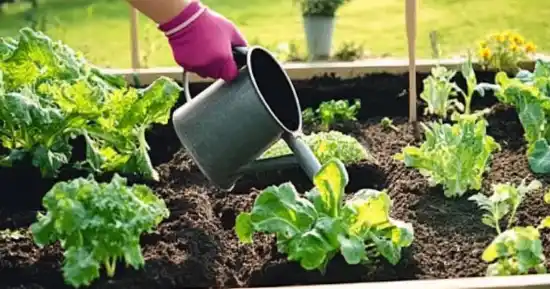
<box><xmin>477</xmin><ymin>31</ymin><xmax>536</xmax><ymax>73</ymax></box>
<box><xmin>293</xmin><ymin>0</ymin><xmax>352</xmax><ymax>17</ymax></box>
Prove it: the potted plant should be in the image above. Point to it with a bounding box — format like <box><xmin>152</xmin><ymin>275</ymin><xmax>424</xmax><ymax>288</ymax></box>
<box><xmin>294</xmin><ymin>0</ymin><xmax>352</xmax><ymax>60</ymax></box>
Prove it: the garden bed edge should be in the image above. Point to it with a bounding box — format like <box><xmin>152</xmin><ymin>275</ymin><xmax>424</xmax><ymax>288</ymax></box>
<box><xmin>102</xmin><ymin>57</ymin><xmax>550</xmax><ymax>85</ymax></box>
<box><xmin>243</xmin><ymin>275</ymin><xmax>550</xmax><ymax>289</ymax></box>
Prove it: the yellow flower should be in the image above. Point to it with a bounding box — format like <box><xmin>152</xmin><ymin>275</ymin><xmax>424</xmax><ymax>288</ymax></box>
<box><xmin>525</xmin><ymin>42</ymin><xmax>536</xmax><ymax>53</ymax></box>
<box><xmin>496</xmin><ymin>34</ymin><xmax>505</xmax><ymax>43</ymax></box>
<box><xmin>510</xmin><ymin>43</ymin><xmax>518</xmax><ymax>52</ymax></box>
<box><xmin>512</xmin><ymin>33</ymin><xmax>524</xmax><ymax>45</ymax></box>
<box><xmin>480</xmin><ymin>47</ymin><xmax>492</xmax><ymax>59</ymax></box>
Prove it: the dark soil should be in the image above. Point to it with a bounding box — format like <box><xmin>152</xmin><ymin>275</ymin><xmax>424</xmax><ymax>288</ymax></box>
<box><xmin>1</xmin><ymin>72</ymin><xmax>549</xmax><ymax>289</ymax></box>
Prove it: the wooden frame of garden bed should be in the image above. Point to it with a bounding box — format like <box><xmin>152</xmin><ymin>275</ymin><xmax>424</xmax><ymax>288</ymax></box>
<box><xmin>103</xmin><ymin>57</ymin><xmax>549</xmax><ymax>85</ymax></box>
<box><xmin>105</xmin><ymin>59</ymin><xmax>550</xmax><ymax>289</ymax></box>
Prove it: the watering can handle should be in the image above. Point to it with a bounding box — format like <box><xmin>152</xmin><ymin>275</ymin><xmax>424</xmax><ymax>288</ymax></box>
<box><xmin>183</xmin><ymin>46</ymin><xmax>249</xmax><ymax>102</ymax></box>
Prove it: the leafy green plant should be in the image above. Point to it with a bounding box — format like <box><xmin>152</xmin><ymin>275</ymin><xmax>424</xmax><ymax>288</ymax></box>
<box><xmin>419</xmin><ymin>66</ymin><xmax>460</xmax><ymax>118</ymax></box>
<box><xmin>493</xmin><ymin>59</ymin><xmax>550</xmax><ymax>174</ymax></box>
<box><xmin>482</xmin><ymin>226</ymin><xmax>546</xmax><ymax>276</ymax></box>
<box><xmin>0</xmin><ymin>28</ymin><xmax>181</xmax><ymax>180</ymax></box>
<box><xmin>235</xmin><ymin>158</ymin><xmax>414</xmax><ymax>272</ymax></box>
<box><xmin>292</xmin><ymin>0</ymin><xmax>352</xmax><ymax>17</ymax></box>
<box><xmin>259</xmin><ymin>130</ymin><xmax>376</xmax><ymax>165</ymax></box>
<box><xmin>469</xmin><ymin>179</ymin><xmax>549</xmax><ymax>276</ymax></box>
<box><xmin>332</xmin><ymin>41</ymin><xmax>365</xmax><ymax>61</ymax></box>
<box><xmin>420</xmin><ymin>53</ymin><xmax>498</xmax><ymax>119</ymax></box>
<box><xmin>380</xmin><ymin>117</ymin><xmax>399</xmax><ymax>132</ymax></box>
<box><xmin>396</xmin><ymin>54</ymin><xmax>501</xmax><ymax>198</ymax></box>
<box><xmin>453</xmin><ymin>53</ymin><xmax>500</xmax><ymax>115</ymax></box>
<box><xmin>302</xmin><ymin>99</ymin><xmax>361</xmax><ymax>131</ymax></box>
<box><xmin>469</xmin><ymin>179</ymin><xmax>542</xmax><ymax>234</ymax></box>
<box><xmin>394</xmin><ymin>114</ymin><xmax>501</xmax><ymax>198</ymax></box>
<box><xmin>30</xmin><ymin>174</ymin><xmax>169</xmax><ymax>287</ymax></box>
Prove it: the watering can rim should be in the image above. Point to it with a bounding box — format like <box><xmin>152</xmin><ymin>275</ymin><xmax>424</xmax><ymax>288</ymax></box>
<box><xmin>240</xmin><ymin>45</ymin><xmax>304</xmax><ymax>134</ymax></box>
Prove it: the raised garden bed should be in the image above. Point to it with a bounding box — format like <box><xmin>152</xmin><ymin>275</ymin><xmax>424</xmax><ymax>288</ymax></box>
<box><xmin>1</xmin><ymin>29</ymin><xmax>549</xmax><ymax>289</ymax></box>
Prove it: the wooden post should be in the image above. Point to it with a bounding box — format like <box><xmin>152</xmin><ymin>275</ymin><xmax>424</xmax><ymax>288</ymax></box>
<box><xmin>129</xmin><ymin>7</ymin><xmax>140</xmax><ymax>70</ymax></box>
<box><xmin>406</xmin><ymin>0</ymin><xmax>417</xmax><ymax>123</ymax></box>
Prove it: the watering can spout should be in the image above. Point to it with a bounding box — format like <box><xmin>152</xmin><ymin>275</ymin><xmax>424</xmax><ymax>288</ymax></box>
<box><xmin>172</xmin><ymin>45</ymin><xmax>322</xmax><ymax>191</ymax></box>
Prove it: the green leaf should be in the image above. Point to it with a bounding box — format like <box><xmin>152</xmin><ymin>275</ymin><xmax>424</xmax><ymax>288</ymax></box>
<box><xmin>338</xmin><ymin>234</ymin><xmax>365</xmax><ymax>264</ymax></box>
<box><xmin>245</xmin><ymin>182</ymin><xmax>317</xmax><ymax>238</ymax></box>
<box><xmin>345</xmin><ymin>189</ymin><xmax>392</xmax><ymax>234</ymax></box>
<box><xmin>310</xmin><ymin>159</ymin><xmax>348</xmax><ymax>217</ymax></box>
<box><xmin>235</xmin><ymin>213</ymin><xmax>254</xmax><ymax>244</ymax></box>
<box><xmin>539</xmin><ymin>217</ymin><xmax>550</xmax><ymax>229</ymax></box>
<box><xmin>528</xmin><ymin>139</ymin><xmax>550</xmax><ymax>173</ymax></box>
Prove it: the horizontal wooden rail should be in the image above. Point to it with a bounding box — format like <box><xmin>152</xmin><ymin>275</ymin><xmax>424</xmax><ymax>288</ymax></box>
<box><xmin>244</xmin><ymin>275</ymin><xmax>550</xmax><ymax>289</ymax></box>
<box><xmin>102</xmin><ymin>56</ymin><xmax>550</xmax><ymax>86</ymax></box>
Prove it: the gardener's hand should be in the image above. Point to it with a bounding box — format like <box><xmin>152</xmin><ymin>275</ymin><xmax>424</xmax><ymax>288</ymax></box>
<box><xmin>158</xmin><ymin>1</ymin><xmax>248</xmax><ymax>81</ymax></box>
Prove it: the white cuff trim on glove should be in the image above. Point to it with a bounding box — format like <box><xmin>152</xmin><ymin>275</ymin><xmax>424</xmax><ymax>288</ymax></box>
<box><xmin>164</xmin><ymin>6</ymin><xmax>207</xmax><ymax>37</ymax></box>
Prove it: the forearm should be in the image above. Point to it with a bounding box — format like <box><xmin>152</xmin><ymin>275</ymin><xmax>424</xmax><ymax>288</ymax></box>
<box><xmin>126</xmin><ymin>0</ymin><xmax>195</xmax><ymax>24</ymax></box>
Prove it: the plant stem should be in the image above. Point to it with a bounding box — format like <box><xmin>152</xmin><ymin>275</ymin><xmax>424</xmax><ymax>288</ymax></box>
<box><xmin>494</xmin><ymin>207</ymin><xmax>502</xmax><ymax>234</ymax></box>
<box><xmin>507</xmin><ymin>207</ymin><xmax>518</xmax><ymax>230</ymax></box>
<box><xmin>104</xmin><ymin>257</ymin><xmax>117</xmax><ymax>277</ymax></box>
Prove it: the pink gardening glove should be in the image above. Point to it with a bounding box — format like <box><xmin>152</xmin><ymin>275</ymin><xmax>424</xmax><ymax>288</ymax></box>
<box><xmin>158</xmin><ymin>1</ymin><xmax>248</xmax><ymax>81</ymax></box>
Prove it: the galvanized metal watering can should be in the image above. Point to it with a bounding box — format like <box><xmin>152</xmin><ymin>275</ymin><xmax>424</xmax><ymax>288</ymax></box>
<box><xmin>172</xmin><ymin>46</ymin><xmax>322</xmax><ymax>191</ymax></box>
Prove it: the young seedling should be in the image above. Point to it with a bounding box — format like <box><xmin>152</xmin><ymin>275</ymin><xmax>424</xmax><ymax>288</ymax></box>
<box><xmin>302</xmin><ymin>99</ymin><xmax>361</xmax><ymax>131</ymax></box>
<box><xmin>235</xmin><ymin>158</ymin><xmax>413</xmax><ymax>273</ymax></box>
<box><xmin>469</xmin><ymin>179</ymin><xmax>542</xmax><ymax>234</ymax></box>
<box><xmin>380</xmin><ymin>117</ymin><xmax>399</xmax><ymax>132</ymax></box>
<box><xmin>469</xmin><ymin>179</ymin><xmax>549</xmax><ymax>276</ymax></box>
<box><xmin>419</xmin><ymin>65</ymin><xmax>462</xmax><ymax>118</ymax></box>
<box><xmin>452</xmin><ymin>51</ymin><xmax>500</xmax><ymax>116</ymax></box>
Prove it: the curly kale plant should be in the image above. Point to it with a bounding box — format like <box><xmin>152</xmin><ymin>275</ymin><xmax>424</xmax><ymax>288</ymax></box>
<box><xmin>30</xmin><ymin>174</ymin><xmax>169</xmax><ymax>287</ymax></box>
<box><xmin>235</xmin><ymin>158</ymin><xmax>413</xmax><ymax>272</ymax></box>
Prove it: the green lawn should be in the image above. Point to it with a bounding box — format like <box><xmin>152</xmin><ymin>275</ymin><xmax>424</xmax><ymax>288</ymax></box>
<box><xmin>1</xmin><ymin>0</ymin><xmax>549</xmax><ymax>68</ymax></box>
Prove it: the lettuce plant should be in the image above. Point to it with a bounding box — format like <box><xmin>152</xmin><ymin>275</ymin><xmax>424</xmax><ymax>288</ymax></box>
<box><xmin>0</xmin><ymin>28</ymin><xmax>181</xmax><ymax>180</ymax></box>
<box><xmin>396</xmin><ymin>55</ymin><xmax>500</xmax><ymax>198</ymax></box>
<box><xmin>394</xmin><ymin>113</ymin><xmax>501</xmax><ymax>198</ymax></box>
<box><xmin>302</xmin><ymin>99</ymin><xmax>361</xmax><ymax>131</ymax></box>
<box><xmin>30</xmin><ymin>174</ymin><xmax>169</xmax><ymax>287</ymax></box>
<box><xmin>260</xmin><ymin>130</ymin><xmax>376</xmax><ymax>165</ymax></box>
<box><xmin>493</xmin><ymin>59</ymin><xmax>550</xmax><ymax>174</ymax></box>
<box><xmin>469</xmin><ymin>179</ymin><xmax>549</xmax><ymax>276</ymax></box>
<box><xmin>235</xmin><ymin>158</ymin><xmax>413</xmax><ymax>272</ymax></box>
